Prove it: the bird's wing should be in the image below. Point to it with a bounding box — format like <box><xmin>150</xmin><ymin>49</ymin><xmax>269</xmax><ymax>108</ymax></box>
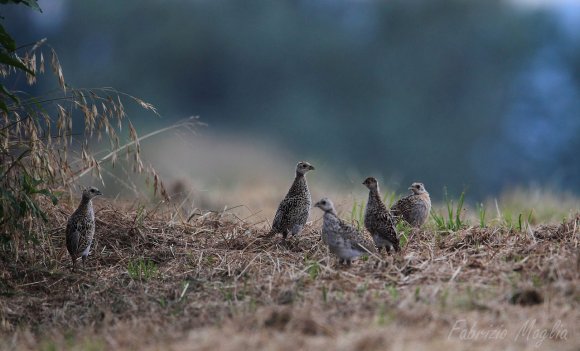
<box><xmin>337</xmin><ymin>218</ymin><xmax>358</xmax><ymax>238</ymax></box>
<box><xmin>353</xmin><ymin>237</ymin><xmax>377</xmax><ymax>254</ymax></box>
<box><xmin>338</xmin><ymin>220</ymin><xmax>377</xmax><ymax>254</ymax></box>
<box><xmin>66</xmin><ymin>219</ymin><xmax>89</xmax><ymax>256</ymax></box>
<box><xmin>271</xmin><ymin>204</ymin><xmax>285</xmax><ymax>230</ymax></box>
<box><xmin>391</xmin><ymin>195</ymin><xmax>413</xmax><ymax>217</ymax></box>
<box><xmin>66</xmin><ymin>228</ymin><xmax>81</xmax><ymax>256</ymax></box>
<box><xmin>375</xmin><ymin>205</ymin><xmax>397</xmax><ymax>224</ymax></box>
<box><xmin>271</xmin><ymin>196</ymin><xmax>301</xmax><ymax>231</ymax></box>
<box><xmin>377</xmin><ymin>210</ymin><xmax>398</xmax><ymax>240</ymax></box>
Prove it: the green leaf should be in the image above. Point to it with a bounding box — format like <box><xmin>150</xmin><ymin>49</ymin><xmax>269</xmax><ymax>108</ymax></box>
<box><xmin>0</xmin><ymin>83</ymin><xmax>19</xmax><ymax>104</ymax></box>
<box><xmin>0</xmin><ymin>0</ymin><xmax>42</xmax><ymax>12</ymax></box>
<box><xmin>0</xmin><ymin>189</ymin><xmax>18</xmax><ymax>207</ymax></box>
<box><xmin>20</xmin><ymin>0</ymin><xmax>42</xmax><ymax>12</ymax></box>
<box><xmin>0</xmin><ymin>24</ymin><xmax>15</xmax><ymax>51</ymax></box>
<box><xmin>0</xmin><ymin>52</ymin><xmax>34</xmax><ymax>75</ymax></box>
<box><xmin>0</xmin><ymin>149</ymin><xmax>30</xmax><ymax>181</ymax></box>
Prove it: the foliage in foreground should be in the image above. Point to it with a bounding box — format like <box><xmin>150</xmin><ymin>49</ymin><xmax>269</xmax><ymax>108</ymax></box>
<box><xmin>0</xmin><ymin>1</ymin><xmax>201</xmax><ymax>257</ymax></box>
<box><xmin>431</xmin><ymin>188</ymin><xmax>466</xmax><ymax>231</ymax></box>
<box><xmin>127</xmin><ymin>258</ymin><xmax>159</xmax><ymax>281</ymax></box>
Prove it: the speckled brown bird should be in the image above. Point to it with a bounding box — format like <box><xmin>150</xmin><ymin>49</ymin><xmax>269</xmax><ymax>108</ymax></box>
<box><xmin>267</xmin><ymin>161</ymin><xmax>314</xmax><ymax>239</ymax></box>
<box><xmin>66</xmin><ymin>187</ymin><xmax>102</xmax><ymax>270</ymax></box>
<box><xmin>314</xmin><ymin>197</ymin><xmax>377</xmax><ymax>265</ymax></box>
<box><xmin>362</xmin><ymin>177</ymin><xmax>400</xmax><ymax>253</ymax></box>
<box><xmin>391</xmin><ymin>182</ymin><xmax>431</xmax><ymax>228</ymax></box>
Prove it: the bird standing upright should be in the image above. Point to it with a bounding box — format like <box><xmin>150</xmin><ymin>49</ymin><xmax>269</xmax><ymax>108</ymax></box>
<box><xmin>314</xmin><ymin>198</ymin><xmax>377</xmax><ymax>265</ymax></box>
<box><xmin>362</xmin><ymin>177</ymin><xmax>400</xmax><ymax>253</ymax></box>
<box><xmin>66</xmin><ymin>187</ymin><xmax>102</xmax><ymax>270</ymax></box>
<box><xmin>391</xmin><ymin>182</ymin><xmax>431</xmax><ymax>228</ymax></box>
<box><xmin>267</xmin><ymin>161</ymin><xmax>315</xmax><ymax>239</ymax></box>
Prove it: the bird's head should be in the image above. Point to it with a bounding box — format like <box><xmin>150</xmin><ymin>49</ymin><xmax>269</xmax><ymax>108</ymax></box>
<box><xmin>362</xmin><ymin>176</ymin><xmax>378</xmax><ymax>190</ymax></box>
<box><xmin>409</xmin><ymin>182</ymin><xmax>427</xmax><ymax>195</ymax></box>
<box><xmin>82</xmin><ymin>186</ymin><xmax>103</xmax><ymax>200</ymax></box>
<box><xmin>314</xmin><ymin>197</ymin><xmax>335</xmax><ymax>213</ymax></box>
<box><xmin>296</xmin><ymin>161</ymin><xmax>315</xmax><ymax>175</ymax></box>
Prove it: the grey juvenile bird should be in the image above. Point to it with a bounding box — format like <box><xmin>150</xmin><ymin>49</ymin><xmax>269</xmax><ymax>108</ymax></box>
<box><xmin>66</xmin><ymin>186</ymin><xmax>102</xmax><ymax>270</ymax></box>
<box><xmin>391</xmin><ymin>182</ymin><xmax>431</xmax><ymax>228</ymax></box>
<box><xmin>362</xmin><ymin>177</ymin><xmax>400</xmax><ymax>253</ymax></box>
<box><xmin>267</xmin><ymin>161</ymin><xmax>315</xmax><ymax>239</ymax></box>
<box><xmin>314</xmin><ymin>198</ymin><xmax>377</xmax><ymax>265</ymax></box>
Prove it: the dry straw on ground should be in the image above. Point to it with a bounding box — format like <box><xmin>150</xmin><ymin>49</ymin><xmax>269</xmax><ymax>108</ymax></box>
<box><xmin>0</xmin><ymin>197</ymin><xmax>578</xmax><ymax>350</ymax></box>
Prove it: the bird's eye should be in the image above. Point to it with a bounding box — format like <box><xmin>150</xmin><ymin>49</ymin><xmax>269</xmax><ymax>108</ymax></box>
<box><xmin>321</xmin><ymin>201</ymin><xmax>326</xmax><ymax>205</ymax></box>
<box><xmin>90</xmin><ymin>189</ymin><xmax>95</xmax><ymax>193</ymax></box>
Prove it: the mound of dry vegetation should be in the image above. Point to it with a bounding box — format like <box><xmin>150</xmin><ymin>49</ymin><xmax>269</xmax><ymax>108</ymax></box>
<box><xmin>0</xmin><ymin>198</ymin><xmax>578</xmax><ymax>350</ymax></box>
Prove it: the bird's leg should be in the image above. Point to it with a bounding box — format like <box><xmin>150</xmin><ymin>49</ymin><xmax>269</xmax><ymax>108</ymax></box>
<box><xmin>280</xmin><ymin>230</ymin><xmax>291</xmax><ymax>246</ymax></box>
<box><xmin>82</xmin><ymin>255</ymin><xmax>87</xmax><ymax>269</ymax></box>
<box><xmin>71</xmin><ymin>256</ymin><xmax>76</xmax><ymax>272</ymax></box>
<box><xmin>346</xmin><ymin>260</ymin><xmax>352</xmax><ymax>267</ymax></box>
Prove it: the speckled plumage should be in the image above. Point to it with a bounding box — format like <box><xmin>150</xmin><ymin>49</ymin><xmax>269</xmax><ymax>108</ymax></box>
<box><xmin>391</xmin><ymin>182</ymin><xmax>431</xmax><ymax>228</ymax></box>
<box><xmin>362</xmin><ymin>177</ymin><xmax>400</xmax><ymax>253</ymax></box>
<box><xmin>268</xmin><ymin>161</ymin><xmax>314</xmax><ymax>239</ymax></box>
<box><xmin>315</xmin><ymin>198</ymin><xmax>377</xmax><ymax>265</ymax></box>
<box><xmin>66</xmin><ymin>187</ymin><xmax>102</xmax><ymax>270</ymax></box>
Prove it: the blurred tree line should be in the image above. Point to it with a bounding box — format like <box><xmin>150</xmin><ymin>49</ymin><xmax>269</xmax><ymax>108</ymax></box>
<box><xmin>4</xmin><ymin>0</ymin><xmax>580</xmax><ymax>199</ymax></box>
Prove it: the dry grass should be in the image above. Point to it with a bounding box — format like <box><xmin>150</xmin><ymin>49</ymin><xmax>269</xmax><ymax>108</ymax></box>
<box><xmin>0</xmin><ymin>195</ymin><xmax>578</xmax><ymax>351</ymax></box>
<box><xmin>1</xmin><ymin>39</ymin><xmax>207</xmax><ymax>258</ymax></box>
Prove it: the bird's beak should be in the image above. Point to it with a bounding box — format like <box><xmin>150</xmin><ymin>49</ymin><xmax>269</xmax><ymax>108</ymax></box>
<box><xmin>97</xmin><ymin>190</ymin><xmax>103</xmax><ymax>196</ymax></box>
<box><xmin>408</xmin><ymin>187</ymin><xmax>413</xmax><ymax>190</ymax></box>
<box><xmin>309</xmin><ymin>165</ymin><xmax>315</xmax><ymax>170</ymax></box>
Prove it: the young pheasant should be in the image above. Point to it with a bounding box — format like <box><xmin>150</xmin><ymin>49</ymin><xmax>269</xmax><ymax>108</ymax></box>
<box><xmin>267</xmin><ymin>161</ymin><xmax>315</xmax><ymax>239</ymax></box>
<box><xmin>362</xmin><ymin>177</ymin><xmax>400</xmax><ymax>253</ymax></box>
<box><xmin>391</xmin><ymin>182</ymin><xmax>431</xmax><ymax>228</ymax></box>
<box><xmin>314</xmin><ymin>198</ymin><xmax>377</xmax><ymax>265</ymax></box>
<box><xmin>66</xmin><ymin>187</ymin><xmax>102</xmax><ymax>270</ymax></box>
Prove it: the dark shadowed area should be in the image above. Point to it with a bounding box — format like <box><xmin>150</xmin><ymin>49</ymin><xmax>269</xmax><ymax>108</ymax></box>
<box><xmin>4</xmin><ymin>0</ymin><xmax>580</xmax><ymax>200</ymax></box>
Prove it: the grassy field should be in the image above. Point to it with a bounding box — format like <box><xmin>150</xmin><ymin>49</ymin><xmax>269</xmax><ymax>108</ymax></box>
<box><xmin>0</xmin><ymin>190</ymin><xmax>578</xmax><ymax>351</ymax></box>
<box><xmin>2</xmin><ymin>21</ymin><xmax>577</xmax><ymax>350</ymax></box>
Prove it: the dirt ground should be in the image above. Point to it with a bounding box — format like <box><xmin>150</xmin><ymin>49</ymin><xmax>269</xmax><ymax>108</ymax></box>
<box><xmin>0</xmin><ymin>201</ymin><xmax>578</xmax><ymax>350</ymax></box>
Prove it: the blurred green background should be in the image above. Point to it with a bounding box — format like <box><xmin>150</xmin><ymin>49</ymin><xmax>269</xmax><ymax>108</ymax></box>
<box><xmin>4</xmin><ymin>0</ymin><xmax>580</xmax><ymax>200</ymax></box>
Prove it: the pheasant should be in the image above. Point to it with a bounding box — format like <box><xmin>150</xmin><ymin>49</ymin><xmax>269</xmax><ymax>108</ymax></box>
<box><xmin>362</xmin><ymin>177</ymin><xmax>399</xmax><ymax>253</ymax></box>
<box><xmin>66</xmin><ymin>187</ymin><xmax>102</xmax><ymax>270</ymax></box>
<box><xmin>314</xmin><ymin>197</ymin><xmax>377</xmax><ymax>265</ymax></box>
<box><xmin>391</xmin><ymin>182</ymin><xmax>431</xmax><ymax>228</ymax></box>
<box><xmin>267</xmin><ymin>161</ymin><xmax>314</xmax><ymax>239</ymax></box>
